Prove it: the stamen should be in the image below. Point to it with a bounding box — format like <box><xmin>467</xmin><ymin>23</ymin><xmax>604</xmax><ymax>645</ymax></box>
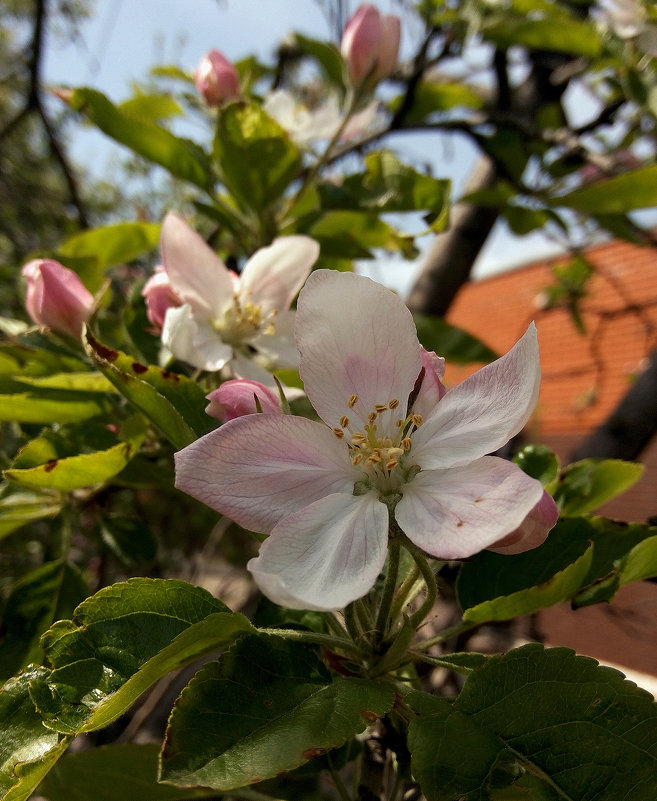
<box><xmin>389</xmin><ymin>399</ymin><xmax>399</xmax><ymax>409</ymax></box>
<box><xmin>340</xmin><ymin>415</ymin><xmax>349</xmax><ymax>428</ymax></box>
<box><xmin>401</xmin><ymin>437</ymin><xmax>412</xmax><ymax>450</ymax></box>
<box><xmin>352</xmin><ymin>453</ymin><xmax>363</xmax><ymax>465</ymax></box>
<box><xmin>386</xmin><ymin>458</ymin><xmax>398</xmax><ymax>471</ymax></box>
<box><xmin>333</xmin><ymin>427</ymin><xmax>344</xmax><ymax>439</ymax></box>
<box><xmin>412</xmin><ymin>413</ymin><xmax>423</xmax><ymax>427</ymax></box>
<box><xmin>368</xmin><ymin>412</ymin><xmax>377</xmax><ymax>424</ymax></box>
<box><xmin>375</xmin><ymin>404</ymin><xmax>388</xmax><ymax>414</ymax></box>
<box><xmin>348</xmin><ymin>394</ymin><xmax>358</xmax><ymax>408</ymax></box>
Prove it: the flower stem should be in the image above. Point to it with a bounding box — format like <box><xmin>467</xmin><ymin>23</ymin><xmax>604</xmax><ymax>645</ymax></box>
<box><xmin>344</xmin><ymin>601</ymin><xmax>366</xmax><ymax>647</ymax></box>
<box><xmin>388</xmin><ymin>563</ymin><xmax>421</xmax><ymax>621</ymax></box>
<box><xmin>374</xmin><ymin>537</ymin><xmax>401</xmax><ymax>647</ymax></box>
<box><xmin>415</xmin><ymin>619</ymin><xmax>481</xmax><ymax>651</ymax></box>
<box><xmin>400</xmin><ymin>539</ymin><xmax>438</xmax><ymax>629</ymax></box>
<box><xmin>259</xmin><ymin>626</ymin><xmax>363</xmax><ymax>659</ymax></box>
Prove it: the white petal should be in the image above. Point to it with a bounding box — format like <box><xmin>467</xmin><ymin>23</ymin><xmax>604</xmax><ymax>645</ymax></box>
<box><xmin>248</xmin><ymin>492</ymin><xmax>388</xmax><ymax>610</ymax></box>
<box><xmin>191</xmin><ymin>319</ymin><xmax>235</xmax><ymax>372</ymax></box>
<box><xmin>175</xmin><ymin>414</ymin><xmax>360</xmax><ymax>534</ymax></box>
<box><xmin>253</xmin><ymin>310</ymin><xmax>300</xmax><ymax>368</ymax></box>
<box><xmin>395</xmin><ymin>456</ymin><xmax>544</xmax><ymax>560</ymax></box>
<box><xmin>239</xmin><ymin>236</ymin><xmax>319</xmax><ymax>315</ymax></box>
<box><xmin>161</xmin><ymin>305</ymin><xmax>232</xmax><ymax>371</ymax></box>
<box><xmin>488</xmin><ymin>489</ymin><xmax>558</xmax><ymax>554</ymax></box>
<box><xmin>161</xmin><ymin>212</ymin><xmax>234</xmax><ymax>318</ymax></box>
<box><xmin>296</xmin><ymin>270</ymin><xmax>421</xmax><ymax>430</ymax></box>
<box><xmin>409</xmin><ymin>323</ymin><xmax>540</xmax><ymax>469</ymax></box>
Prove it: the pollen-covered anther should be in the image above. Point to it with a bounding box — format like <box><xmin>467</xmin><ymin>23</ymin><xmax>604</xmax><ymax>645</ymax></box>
<box><xmin>333</xmin><ymin>427</ymin><xmax>344</xmax><ymax>439</ymax></box>
<box><xmin>352</xmin><ymin>432</ymin><xmax>367</xmax><ymax>446</ymax></box>
<box><xmin>411</xmin><ymin>413</ymin><xmax>423</xmax><ymax>427</ymax></box>
<box><xmin>348</xmin><ymin>394</ymin><xmax>358</xmax><ymax>408</ymax></box>
<box><xmin>386</xmin><ymin>458</ymin><xmax>399</xmax><ymax>471</ymax></box>
<box><xmin>368</xmin><ymin>412</ymin><xmax>377</xmax><ymax>424</ymax></box>
<box><xmin>352</xmin><ymin>453</ymin><xmax>363</xmax><ymax>465</ymax></box>
<box><xmin>389</xmin><ymin>399</ymin><xmax>399</xmax><ymax>410</ymax></box>
<box><xmin>375</xmin><ymin>403</ymin><xmax>388</xmax><ymax>414</ymax></box>
<box><xmin>339</xmin><ymin>415</ymin><xmax>349</xmax><ymax>428</ymax></box>
<box><xmin>401</xmin><ymin>437</ymin><xmax>412</xmax><ymax>450</ymax></box>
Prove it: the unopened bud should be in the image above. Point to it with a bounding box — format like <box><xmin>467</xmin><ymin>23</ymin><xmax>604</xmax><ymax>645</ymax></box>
<box><xmin>194</xmin><ymin>50</ymin><xmax>240</xmax><ymax>106</ymax></box>
<box><xmin>341</xmin><ymin>4</ymin><xmax>400</xmax><ymax>87</ymax></box>
<box><xmin>21</xmin><ymin>259</ymin><xmax>94</xmax><ymax>338</ymax></box>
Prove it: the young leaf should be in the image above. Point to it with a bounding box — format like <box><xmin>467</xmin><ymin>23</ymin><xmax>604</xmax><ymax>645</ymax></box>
<box><xmin>0</xmin><ymin>486</ymin><xmax>61</xmax><ymax>541</ymax></box>
<box><xmin>408</xmin><ymin>644</ymin><xmax>657</xmax><ymax>800</ymax></box>
<box><xmin>413</xmin><ymin>315</ymin><xmax>498</xmax><ymax>365</ymax></box>
<box><xmin>57</xmin><ymin>222</ymin><xmax>161</xmax><ymax>272</ymax></box>
<box><xmin>554</xmin><ymin>458</ymin><xmax>644</xmax><ymax>516</ymax></box>
<box><xmin>160</xmin><ymin>634</ymin><xmax>395</xmax><ymax>791</ymax></box>
<box><xmin>513</xmin><ymin>443</ymin><xmax>560</xmax><ymax>488</ymax></box>
<box><xmin>29</xmin><ymin>578</ymin><xmax>254</xmax><ymax>734</ymax></box>
<box><xmin>0</xmin><ymin>668</ymin><xmax>72</xmax><ymax>801</ymax></box>
<box><xmin>554</xmin><ymin>165</ymin><xmax>657</xmax><ymax>214</ymax></box>
<box><xmin>0</xmin><ymin>375</ymin><xmax>115</xmax><ymax>424</ymax></box>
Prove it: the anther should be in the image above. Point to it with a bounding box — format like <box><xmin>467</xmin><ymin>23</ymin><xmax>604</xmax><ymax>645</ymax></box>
<box><xmin>352</xmin><ymin>453</ymin><xmax>363</xmax><ymax>465</ymax></box>
<box><xmin>368</xmin><ymin>412</ymin><xmax>377</xmax><ymax>424</ymax></box>
<box><xmin>333</xmin><ymin>427</ymin><xmax>344</xmax><ymax>439</ymax></box>
<box><xmin>412</xmin><ymin>413</ymin><xmax>423</xmax><ymax>427</ymax></box>
<box><xmin>339</xmin><ymin>415</ymin><xmax>349</xmax><ymax>428</ymax></box>
<box><xmin>401</xmin><ymin>438</ymin><xmax>412</xmax><ymax>450</ymax></box>
<box><xmin>386</xmin><ymin>458</ymin><xmax>398</xmax><ymax>471</ymax></box>
<box><xmin>375</xmin><ymin>404</ymin><xmax>388</xmax><ymax>414</ymax></box>
<box><xmin>389</xmin><ymin>399</ymin><xmax>399</xmax><ymax>409</ymax></box>
<box><xmin>348</xmin><ymin>394</ymin><xmax>358</xmax><ymax>408</ymax></box>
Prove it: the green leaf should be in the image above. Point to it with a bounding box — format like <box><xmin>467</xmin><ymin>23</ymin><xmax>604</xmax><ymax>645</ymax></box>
<box><xmin>0</xmin><ymin>667</ymin><xmax>72</xmax><ymax>801</ymax></box>
<box><xmin>39</xmin><ymin>743</ymin><xmax>215</xmax><ymax>801</ymax></box>
<box><xmin>0</xmin><ymin>561</ymin><xmax>87</xmax><ymax>682</ymax></box>
<box><xmin>554</xmin><ymin>458</ymin><xmax>644</xmax><ymax>516</ymax></box>
<box><xmin>293</xmin><ymin>33</ymin><xmax>345</xmax><ymax>88</ymax></box>
<box><xmin>160</xmin><ymin>634</ymin><xmax>395</xmax><ymax>791</ymax></box>
<box><xmin>513</xmin><ymin>444</ymin><xmax>560</xmax><ymax>487</ymax></box>
<box><xmin>118</xmin><ymin>94</ymin><xmax>182</xmax><ymax>123</ymax></box>
<box><xmin>29</xmin><ymin>578</ymin><xmax>253</xmax><ymax>734</ymax></box>
<box><xmin>554</xmin><ymin>166</ymin><xmax>657</xmax><ymax>213</ymax></box>
<box><xmin>84</xmin><ymin>329</ymin><xmax>214</xmax><ymax>449</ymax></box>
<box><xmin>391</xmin><ymin>79</ymin><xmax>484</xmax><ymax>123</ymax></box>
<box><xmin>0</xmin><ymin>375</ymin><xmax>115</xmax><ymax>424</ymax></box>
<box><xmin>100</xmin><ymin>515</ymin><xmax>157</xmax><ymax>567</ymax></box>
<box><xmin>67</xmin><ymin>88</ymin><xmax>212</xmax><ymax>190</ymax></box>
<box><xmin>483</xmin><ymin>17</ymin><xmax>602</xmax><ymax>57</ymax></box>
<box><xmin>57</xmin><ymin>222</ymin><xmax>161</xmax><ymax>272</ymax></box>
<box><xmin>0</xmin><ymin>486</ymin><xmax>61</xmax><ymax>541</ymax></box>
<box><xmin>304</xmin><ymin>210</ymin><xmax>402</xmax><ymax>258</ymax></box>
<box><xmin>414</xmin><ymin>315</ymin><xmax>498</xmax><ymax>364</ymax></box>
<box><xmin>213</xmin><ymin>101</ymin><xmax>301</xmax><ymax>213</ymax></box>
<box><xmin>4</xmin><ymin>419</ymin><xmax>145</xmax><ymax>491</ymax></box>
<box><xmin>408</xmin><ymin>644</ymin><xmax>657</xmax><ymax>800</ymax></box>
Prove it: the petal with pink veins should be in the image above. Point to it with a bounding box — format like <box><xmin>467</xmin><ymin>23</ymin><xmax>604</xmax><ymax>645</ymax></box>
<box><xmin>248</xmin><ymin>492</ymin><xmax>388</xmax><ymax>610</ymax></box>
<box><xmin>488</xmin><ymin>489</ymin><xmax>558</xmax><ymax>554</ymax></box>
<box><xmin>296</xmin><ymin>270</ymin><xmax>421</xmax><ymax>430</ymax></box>
<box><xmin>160</xmin><ymin>212</ymin><xmax>234</xmax><ymax>318</ymax></box>
<box><xmin>239</xmin><ymin>236</ymin><xmax>319</xmax><ymax>315</ymax></box>
<box><xmin>409</xmin><ymin>323</ymin><xmax>540</xmax><ymax>470</ymax></box>
<box><xmin>175</xmin><ymin>414</ymin><xmax>360</xmax><ymax>534</ymax></box>
<box><xmin>396</xmin><ymin>456</ymin><xmax>544</xmax><ymax>560</ymax></box>
<box><xmin>254</xmin><ymin>310</ymin><xmax>301</xmax><ymax>368</ymax></box>
<box><xmin>411</xmin><ymin>347</ymin><xmax>446</xmax><ymax>420</ymax></box>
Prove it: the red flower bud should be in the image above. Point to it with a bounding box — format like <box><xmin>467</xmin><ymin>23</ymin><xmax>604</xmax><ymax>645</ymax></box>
<box><xmin>22</xmin><ymin>259</ymin><xmax>94</xmax><ymax>338</ymax></box>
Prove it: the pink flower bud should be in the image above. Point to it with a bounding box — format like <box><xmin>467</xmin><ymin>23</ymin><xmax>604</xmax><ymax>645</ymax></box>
<box><xmin>194</xmin><ymin>50</ymin><xmax>240</xmax><ymax>106</ymax></box>
<box><xmin>341</xmin><ymin>4</ymin><xmax>400</xmax><ymax>87</ymax></box>
<box><xmin>142</xmin><ymin>266</ymin><xmax>181</xmax><ymax>334</ymax></box>
<box><xmin>21</xmin><ymin>258</ymin><xmax>94</xmax><ymax>338</ymax></box>
<box><xmin>205</xmin><ymin>379</ymin><xmax>283</xmax><ymax>422</ymax></box>
<box><xmin>488</xmin><ymin>489</ymin><xmax>558</xmax><ymax>555</ymax></box>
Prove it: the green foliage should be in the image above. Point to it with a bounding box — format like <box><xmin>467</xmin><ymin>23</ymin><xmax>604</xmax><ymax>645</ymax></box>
<box><xmin>408</xmin><ymin>644</ymin><xmax>657</xmax><ymax>800</ymax></box>
<box><xmin>513</xmin><ymin>443</ymin><xmax>560</xmax><ymax>487</ymax></box>
<box><xmin>414</xmin><ymin>315</ymin><xmax>498</xmax><ymax>364</ymax></box>
<box><xmin>554</xmin><ymin>458</ymin><xmax>644</xmax><ymax>516</ymax></box>
<box><xmin>160</xmin><ymin>634</ymin><xmax>395</xmax><ymax>791</ymax></box>
<box><xmin>555</xmin><ymin>166</ymin><xmax>657</xmax><ymax>214</ymax></box>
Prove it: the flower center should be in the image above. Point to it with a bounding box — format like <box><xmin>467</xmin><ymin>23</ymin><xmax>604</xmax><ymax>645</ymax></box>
<box><xmin>332</xmin><ymin>394</ymin><xmax>423</xmax><ymax>495</ymax></box>
<box><xmin>214</xmin><ymin>291</ymin><xmax>277</xmax><ymax>347</ymax></box>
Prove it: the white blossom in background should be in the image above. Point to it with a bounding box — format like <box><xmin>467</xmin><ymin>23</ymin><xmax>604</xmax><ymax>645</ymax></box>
<box><xmin>176</xmin><ymin>270</ymin><xmax>557</xmax><ymax>611</ymax></box>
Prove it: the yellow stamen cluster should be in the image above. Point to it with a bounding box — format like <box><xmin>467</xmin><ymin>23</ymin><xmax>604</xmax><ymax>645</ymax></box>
<box><xmin>214</xmin><ymin>290</ymin><xmax>278</xmax><ymax>345</ymax></box>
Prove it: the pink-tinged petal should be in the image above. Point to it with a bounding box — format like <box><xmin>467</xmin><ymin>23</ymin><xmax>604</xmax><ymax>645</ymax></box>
<box><xmin>411</xmin><ymin>347</ymin><xmax>446</xmax><ymax>420</ymax></box>
<box><xmin>22</xmin><ymin>259</ymin><xmax>94</xmax><ymax>338</ymax></box>
<box><xmin>253</xmin><ymin>310</ymin><xmax>300</xmax><ymax>369</ymax></box>
<box><xmin>175</xmin><ymin>414</ymin><xmax>360</xmax><ymax>534</ymax></box>
<box><xmin>375</xmin><ymin>15</ymin><xmax>401</xmax><ymax>81</ymax></box>
<box><xmin>194</xmin><ymin>50</ymin><xmax>240</xmax><ymax>106</ymax></box>
<box><xmin>205</xmin><ymin>379</ymin><xmax>282</xmax><ymax>422</ymax></box>
<box><xmin>248</xmin><ymin>492</ymin><xmax>388</xmax><ymax>610</ymax></box>
<box><xmin>239</xmin><ymin>236</ymin><xmax>319</xmax><ymax>315</ymax></box>
<box><xmin>488</xmin><ymin>489</ymin><xmax>558</xmax><ymax>555</ymax></box>
<box><xmin>162</xmin><ymin>305</ymin><xmax>233</xmax><ymax>371</ymax></box>
<box><xmin>160</xmin><ymin>212</ymin><xmax>234</xmax><ymax>318</ymax></box>
<box><xmin>142</xmin><ymin>266</ymin><xmax>181</xmax><ymax>333</ymax></box>
<box><xmin>395</xmin><ymin>456</ymin><xmax>544</xmax><ymax>560</ymax></box>
<box><xmin>296</xmin><ymin>270</ymin><xmax>421</xmax><ymax>430</ymax></box>
<box><xmin>409</xmin><ymin>323</ymin><xmax>541</xmax><ymax>469</ymax></box>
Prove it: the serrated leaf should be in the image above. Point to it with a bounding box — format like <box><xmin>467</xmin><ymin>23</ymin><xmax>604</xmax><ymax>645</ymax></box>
<box><xmin>213</xmin><ymin>101</ymin><xmax>301</xmax><ymax>213</ymax></box>
<box><xmin>554</xmin><ymin>165</ymin><xmax>657</xmax><ymax>213</ymax></box>
<box><xmin>84</xmin><ymin>329</ymin><xmax>214</xmax><ymax>448</ymax></box>
<box><xmin>408</xmin><ymin>644</ymin><xmax>657</xmax><ymax>800</ymax></box>
<box><xmin>0</xmin><ymin>667</ymin><xmax>72</xmax><ymax>801</ymax></box>
<box><xmin>0</xmin><ymin>375</ymin><xmax>115</xmax><ymax>424</ymax></box>
<box><xmin>29</xmin><ymin>579</ymin><xmax>253</xmax><ymax>734</ymax></box>
<box><xmin>0</xmin><ymin>560</ymin><xmax>87</xmax><ymax>682</ymax></box>
<box><xmin>414</xmin><ymin>315</ymin><xmax>498</xmax><ymax>364</ymax></box>
<box><xmin>160</xmin><ymin>634</ymin><xmax>395</xmax><ymax>791</ymax></box>
<box><xmin>66</xmin><ymin>88</ymin><xmax>212</xmax><ymax>190</ymax></box>
<box><xmin>554</xmin><ymin>458</ymin><xmax>644</xmax><ymax>516</ymax></box>
<box><xmin>0</xmin><ymin>486</ymin><xmax>61</xmax><ymax>540</ymax></box>
<box><xmin>38</xmin><ymin>743</ymin><xmax>215</xmax><ymax>801</ymax></box>
<box><xmin>304</xmin><ymin>210</ymin><xmax>401</xmax><ymax>258</ymax></box>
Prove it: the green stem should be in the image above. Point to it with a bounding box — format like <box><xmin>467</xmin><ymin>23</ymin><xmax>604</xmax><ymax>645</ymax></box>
<box><xmin>327</xmin><ymin>752</ymin><xmax>353</xmax><ymax>801</ymax></box>
<box><xmin>389</xmin><ymin>564</ymin><xmax>421</xmax><ymax>621</ymax></box>
<box><xmin>401</xmin><ymin>539</ymin><xmax>438</xmax><ymax>629</ymax></box>
<box><xmin>355</xmin><ymin>597</ymin><xmax>375</xmax><ymax>642</ymax></box>
<box><xmin>374</xmin><ymin>537</ymin><xmax>401</xmax><ymax>646</ymax></box>
<box><xmin>415</xmin><ymin>619</ymin><xmax>481</xmax><ymax>651</ymax></box>
<box><xmin>59</xmin><ymin>501</ymin><xmax>72</xmax><ymax>560</ymax></box>
<box><xmin>324</xmin><ymin>612</ymin><xmax>350</xmax><ymax>640</ymax></box>
<box><xmin>344</xmin><ymin>602</ymin><xmax>365</xmax><ymax>647</ymax></box>
<box><xmin>405</xmin><ymin>650</ymin><xmax>475</xmax><ymax>676</ymax></box>
<box><xmin>259</xmin><ymin>626</ymin><xmax>363</xmax><ymax>658</ymax></box>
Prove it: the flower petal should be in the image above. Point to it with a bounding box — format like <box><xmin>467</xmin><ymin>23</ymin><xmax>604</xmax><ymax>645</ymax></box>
<box><xmin>488</xmin><ymin>489</ymin><xmax>558</xmax><ymax>554</ymax></box>
<box><xmin>253</xmin><ymin>310</ymin><xmax>300</xmax><ymax>369</ymax></box>
<box><xmin>409</xmin><ymin>323</ymin><xmax>540</xmax><ymax>469</ymax></box>
<box><xmin>239</xmin><ymin>236</ymin><xmax>319</xmax><ymax>315</ymax></box>
<box><xmin>411</xmin><ymin>347</ymin><xmax>446</xmax><ymax>420</ymax></box>
<box><xmin>248</xmin><ymin>492</ymin><xmax>388</xmax><ymax>610</ymax></box>
<box><xmin>395</xmin><ymin>456</ymin><xmax>544</xmax><ymax>559</ymax></box>
<box><xmin>296</xmin><ymin>270</ymin><xmax>421</xmax><ymax>429</ymax></box>
<box><xmin>175</xmin><ymin>414</ymin><xmax>360</xmax><ymax>534</ymax></box>
<box><xmin>161</xmin><ymin>305</ymin><xmax>232</xmax><ymax>371</ymax></box>
<box><xmin>161</xmin><ymin>212</ymin><xmax>234</xmax><ymax>318</ymax></box>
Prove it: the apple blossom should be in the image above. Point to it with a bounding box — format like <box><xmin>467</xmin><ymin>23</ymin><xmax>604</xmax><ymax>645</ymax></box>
<box><xmin>159</xmin><ymin>212</ymin><xmax>320</xmax><ymax>381</ymax></box>
<box><xmin>205</xmin><ymin>379</ymin><xmax>283</xmax><ymax>422</ymax></box>
<box><xmin>142</xmin><ymin>266</ymin><xmax>181</xmax><ymax>333</ymax></box>
<box><xmin>175</xmin><ymin>270</ymin><xmax>556</xmax><ymax>611</ymax></box>
<box><xmin>341</xmin><ymin>4</ymin><xmax>401</xmax><ymax>87</ymax></box>
<box><xmin>21</xmin><ymin>258</ymin><xmax>94</xmax><ymax>338</ymax></box>
<box><xmin>194</xmin><ymin>50</ymin><xmax>240</xmax><ymax>106</ymax></box>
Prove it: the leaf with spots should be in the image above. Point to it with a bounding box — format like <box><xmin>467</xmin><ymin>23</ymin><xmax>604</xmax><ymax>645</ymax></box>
<box><xmin>408</xmin><ymin>643</ymin><xmax>657</xmax><ymax>800</ymax></box>
<box><xmin>160</xmin><ymin>634</ymin><xmax>396</xmax><ymax>791</ymax></box>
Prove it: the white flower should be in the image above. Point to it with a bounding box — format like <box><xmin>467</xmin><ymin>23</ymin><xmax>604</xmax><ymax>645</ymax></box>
<box><xmin>160</xmin><ymin>212</ymin><xmax>319</xmax><ymax>381</ymax></box>
<box><xmin>176</xmin><ymin>270</ymin><xmax>556</xmax><ymax>611</ymax></box>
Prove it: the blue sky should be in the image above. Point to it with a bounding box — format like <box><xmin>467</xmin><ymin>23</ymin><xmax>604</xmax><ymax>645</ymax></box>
<box><xmin>41</xmin><ymin>0</ymin><xmax>564</xmax><ymax>293</ymax></box>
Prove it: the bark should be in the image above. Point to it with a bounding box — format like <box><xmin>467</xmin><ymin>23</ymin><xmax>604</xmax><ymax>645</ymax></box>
<box><xmin>570</xmin><ymin>346</ymin><xmax>657</xmax><ymax>462</ymax></box>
